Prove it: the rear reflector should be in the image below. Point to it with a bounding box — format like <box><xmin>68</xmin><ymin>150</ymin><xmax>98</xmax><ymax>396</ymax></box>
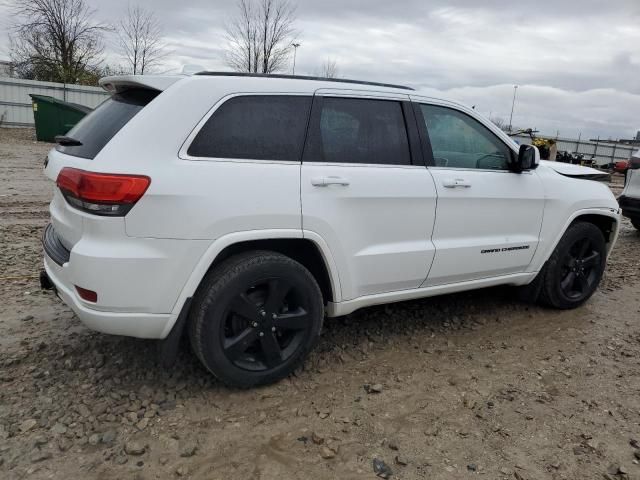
<box><xmin>75</xmin><ymin>285</ymin><xmax>98</xmax><ymax>302</ymax></box>
<box><xmin>56</xmin><ymin>167</ymin><xmax>150</xmax><ymax>216</ymax></box>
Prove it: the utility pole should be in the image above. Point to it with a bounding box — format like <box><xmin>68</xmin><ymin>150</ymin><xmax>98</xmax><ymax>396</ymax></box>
<box><xmin>508</xmin><ymin>85</ymin><xmax>518</xmax><ymax>133</ymax></box>
<box><xmin>291</xmin><ymin>43</ymin><xmax>301</xmax><ymax>75</ymax></box>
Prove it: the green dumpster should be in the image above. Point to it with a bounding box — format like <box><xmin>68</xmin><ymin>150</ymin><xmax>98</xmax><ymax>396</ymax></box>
<box><xmin>29</xmin><ymin>94</ymin><xmax>93</xmax><ymax>142</ymax></box>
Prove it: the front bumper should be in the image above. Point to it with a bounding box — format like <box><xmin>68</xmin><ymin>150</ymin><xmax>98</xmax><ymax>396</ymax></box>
<box><xmin>43</xmin><ymin>255</ymin><xmax>175</xmax><ymax>338</ymax></box>
<box><xmin>619</xmin><ymin>195</ymin><xmax>640</xmax><ymax>220</ymax></box>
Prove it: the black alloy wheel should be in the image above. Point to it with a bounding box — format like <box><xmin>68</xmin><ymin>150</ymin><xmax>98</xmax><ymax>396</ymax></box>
<box><xmin>189</xmin><ymin>251</ymin><xmax>324</xmax><ymax>387</ymax></box>
<box><xmin>222</xmin><ymin>277</ymin><xmax>313</xmax><ymax>371</ymax></box>
<box><xmin>559</xmin><ymin>237</ymin><xmax>602</xmax><ymax>301</ymax></box>
<box><xmin>539</xmin><ymin>221</ymin><xmax>607</xmax><ymax>309</ymax></box>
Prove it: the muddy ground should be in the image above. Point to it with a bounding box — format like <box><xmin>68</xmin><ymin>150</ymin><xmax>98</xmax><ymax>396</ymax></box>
<box><xmin>1</xmin><ymin>127</ymin><xmax>639</xmax><ymax>480</ymax></box>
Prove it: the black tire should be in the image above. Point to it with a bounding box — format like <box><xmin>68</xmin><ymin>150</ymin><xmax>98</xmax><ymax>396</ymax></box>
<box><xmin>188</xmin><ymin>251</ymin><xmax>324</xmax><ymax>387</ymax></box>
<box><xmin>632</xmin><ymin>218</ymin><xmax>640</xmax><ymax>231</ymax></box>
<box><xmin>538</xmin><ymin>222</ymin><xmax>606</xmax><ymax>309</ymax></box>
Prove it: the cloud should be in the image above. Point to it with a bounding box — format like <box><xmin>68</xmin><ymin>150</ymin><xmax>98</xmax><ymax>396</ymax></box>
<box><xmin>0</xmin><ymin>0</ymin><xmax>638</xmax><ymax>138</ymax></box>
<box><xmin>419</xmin><ymin>84</ymin><xmax>640</xmax><ymax>139</ymax></box>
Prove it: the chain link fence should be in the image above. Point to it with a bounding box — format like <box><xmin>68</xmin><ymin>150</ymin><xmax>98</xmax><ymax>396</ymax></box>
<box><xmin>513</xmin><ymin>133</ymin><xmax>637</xmax><ymax>166</ymax></box>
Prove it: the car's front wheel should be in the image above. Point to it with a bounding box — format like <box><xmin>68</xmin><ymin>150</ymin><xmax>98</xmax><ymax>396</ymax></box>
<box><xmin>538</xmin><ymin>222</ymin><xmax>607</xmax><ymax>309</ymax></box>
<box><xmin>188</xmin><ymin>251</ymin><xmax>324</xmax><ymax>387</ymax></box>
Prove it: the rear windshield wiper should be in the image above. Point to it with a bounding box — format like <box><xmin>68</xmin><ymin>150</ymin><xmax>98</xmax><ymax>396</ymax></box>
<box><xmin>54</xmin><ymin>135</ymin><xmax>83</xmax><ymax>146</ymax></box>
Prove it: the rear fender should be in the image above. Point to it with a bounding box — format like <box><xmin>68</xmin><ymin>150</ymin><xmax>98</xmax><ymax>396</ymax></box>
<box><xmin>163</xmin><ymin>229</ymin><xmax>342</xmax><ymax>338</ymax></box>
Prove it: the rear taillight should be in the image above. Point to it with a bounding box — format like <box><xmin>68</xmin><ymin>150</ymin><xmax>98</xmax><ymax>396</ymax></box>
<box><xmin>56</xmin><ymin>167</ymin><xmax>150</xmax><ymax>216</ymax></box>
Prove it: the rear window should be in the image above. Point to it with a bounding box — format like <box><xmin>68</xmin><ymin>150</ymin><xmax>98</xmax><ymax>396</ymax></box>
<box><xmin>56</xmin><ymin>89</ymin><xmax>159</xmax><ymax>159</ymax></box>
<box><xmin>187</xmin><ymin>95</ymin><xmax>312</xmax><ymax>161</ymax></box>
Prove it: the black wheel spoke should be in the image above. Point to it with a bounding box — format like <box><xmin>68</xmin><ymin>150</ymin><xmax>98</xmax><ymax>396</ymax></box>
<box><xmin>564</xmin><ymin>255</ymin><xmax>577</xmax><ymax>269</ymax></box>
<box><xmin>577</xmin><ymin>238</ymin><xmax>591</xmax><ymax>258</ymax></box>
<box><xmin>260</xmin><ymin>332</ymin><xmax>283</xmax><ymax>367</ymax></box>
<box><xmin>582</xmin><ymin>252</ymin><xmax>600</xmax><ymax>268</ymax></box>
<box><xmin>230</xmin><ymin>293</ymin><xmax>263</xmax><ymax>323</ymax></box>
<box><xmin>561</xmin><ymin>271</ymin><xmax>576</xmax><ymax>291</ymax></box>
<box><xmin>274</xmin><ymin>309</ymin><xmax>309</xmax><ymax>331</ymax></box>
<box><xmin>577</xmin><ymin>273</ymin><xmax>590</xmax><ymax>293</ymax></box>
<box><xmin>264</xmin><ymin>278</ymin><xmax>292</xmax><ymax>314</ymax></box>
<box><xmin>224</xmin><ymin>327</ymin><xmax>259</xmax><ymax>359</ymax></box>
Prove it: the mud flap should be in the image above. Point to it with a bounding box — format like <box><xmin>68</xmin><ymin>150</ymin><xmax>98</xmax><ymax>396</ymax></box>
<box><xmin>40</xmin><ymin>269</ymin><xmax>54</xmax><ymax>290</ymax></box>
<box><xmin>515</xmin><ymin>264</ymin><xmax>546</xmax><ymax>304</ymax></box>
<box><xmin>157</xmin><ymin>297</ymin><xmax>192</xmax><ymax>368</ymax></box>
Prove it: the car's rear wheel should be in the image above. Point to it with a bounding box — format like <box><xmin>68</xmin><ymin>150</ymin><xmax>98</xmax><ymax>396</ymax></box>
<box><xmin>538</xmin><ymin>222</ymin><xmax>606</xmax><ymax>309</ymax></box>
<box><xmin>189</xmin><ymin>251</ymin><xmax>323</xmax><ymax>387</ymax></box>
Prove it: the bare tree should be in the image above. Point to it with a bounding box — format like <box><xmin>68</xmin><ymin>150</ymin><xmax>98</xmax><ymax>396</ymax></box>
<box><xmin>118</xmin><ymin>5</ymin><xmax>167</xmax><ymax>75</ymax></box>
<box><xmin>10</xmin><ymin>0</ymin><xmax>108</xmax><ymax>84</ymax></box>
<box><xmin>224</xmin><ymin>0</ymin><xmax>298</xmax><ymax>74</ymax></box>
<box><xmin>319</xmin><ymin>58</ymin><xmax>338</xmax><ymax>78</ymax></box>
<box><xmin>490</xmin><ymin>116</ymin><xmax>509</xmax><ymax>131</ymax></box>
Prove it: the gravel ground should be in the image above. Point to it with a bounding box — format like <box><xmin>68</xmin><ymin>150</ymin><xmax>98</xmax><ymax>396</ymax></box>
<box><xmin>1</xmin><ymin>127</ymin><xmax>640</xmax><ymax>480</ymax></box>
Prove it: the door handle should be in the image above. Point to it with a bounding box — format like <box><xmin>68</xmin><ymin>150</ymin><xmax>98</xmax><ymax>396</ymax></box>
<box><xmin>311</xmin><ymin>176</ymin><xmax>350</xmax><ymax>187</ymax></box>
<box><xmin>442</xmin><ymin>178</ymin><xmax>471</xmax><ymax>188</ymax></box>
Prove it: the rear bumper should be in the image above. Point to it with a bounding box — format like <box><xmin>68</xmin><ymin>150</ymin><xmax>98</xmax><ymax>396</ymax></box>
<box><xmin>41</xmin><ymin>222</ymin><xmax>210</xmax><ymax>339</ymax></box>
<box><xmin>619</xmin><ymin>195</ymin><xmax>640</xmax><ymax>219</ymax></box>
<box><xmin>43</xmin><ymin>255</ymin><xmax>175</xmax><ymax>338</ymax></box>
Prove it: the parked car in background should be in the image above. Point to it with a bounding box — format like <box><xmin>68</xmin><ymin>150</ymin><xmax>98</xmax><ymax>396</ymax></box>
<box><xmin>557</xmin><ymin>150</ymin><xmax>598</xmax><ymax>168</ymax></box>
<box><xmin>41</xmin><ymin>73</ymin><xmax>621</xmax><ymax>387</ymax></box>
<box><xmin>614</xmin><ymin>160</ymin><xmax>629</xmax><ymax>174</ymax></box>
<box><xmin>619</xmin><ymin>169</ymin><xmax>640</xmax><ymax>230</ymax></box>
<box><xmin>629</xmin><ymin>150</ymin><xmax>640</xmax><ymax>170</ymax></box>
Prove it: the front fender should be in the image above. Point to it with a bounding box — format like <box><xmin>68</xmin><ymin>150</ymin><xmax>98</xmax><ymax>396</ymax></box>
<box><xmin>527</xmin><ymin>207</ymin><xmax>620</xmax><ymax>273</ymax></box>
<box><xmin>526</xmin><ymin>166</ymin><xmax>620</xmax><ymax>273</ymax></box>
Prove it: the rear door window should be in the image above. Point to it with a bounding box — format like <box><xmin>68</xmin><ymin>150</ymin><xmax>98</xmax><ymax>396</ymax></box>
<box><xmin>187</xmin><ymin>95</ymin><xmax>312</xmax><ymax>161</ymax></box>
<box><xmin>56</xmin><ymin>89</ymin><xmax>158</xmax><ymax>159</ymax></box>
<box><xmin>303</xmin><ymin>97</ymin><xmax>411</xmax><ymax>165</ymax></box>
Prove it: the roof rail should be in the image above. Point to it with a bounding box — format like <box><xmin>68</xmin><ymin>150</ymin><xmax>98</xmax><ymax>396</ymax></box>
<box><xmin>194</xmin><ymin>71</ymin><xmax>414</xmax><ymax>91</ymax></box>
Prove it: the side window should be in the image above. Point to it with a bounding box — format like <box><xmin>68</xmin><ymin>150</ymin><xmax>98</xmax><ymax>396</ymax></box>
<box><xmin>304</xmin><ymin>97</ymin><xmax>411</xmax><ymax>165</ymax></box>
<box><xmin>187</xmin><ymin>95</ymin><xmax>311</xmax><ymax>161</ymax></box>
<box><xmin>420</xmin><ymin>104</ymin><xmax>512</xmax><ymax>170</ymax></box>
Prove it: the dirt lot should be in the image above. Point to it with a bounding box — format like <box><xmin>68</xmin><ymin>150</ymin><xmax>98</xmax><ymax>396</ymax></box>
<box><xmin>1</xmin><ymin>127</ymin><xmax>639</xmax><ymax>480</ymax></box>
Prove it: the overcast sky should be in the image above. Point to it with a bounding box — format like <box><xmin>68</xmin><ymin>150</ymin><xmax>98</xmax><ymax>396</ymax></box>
<box><xmin>0</xmin><ymin>0</ymin><xmax>638</xmax><ymax>140</ymax></box>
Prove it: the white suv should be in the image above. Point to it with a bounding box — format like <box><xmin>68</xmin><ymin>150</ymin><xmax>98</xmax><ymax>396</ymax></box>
<box><xmin>42</xmin><ymin>73</ymin><xmax>620</xmax><ymax>386</ymax></box>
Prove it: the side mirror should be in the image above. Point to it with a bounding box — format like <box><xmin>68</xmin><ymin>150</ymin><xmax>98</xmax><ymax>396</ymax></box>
<box><xmin>511</xmin><ymin>144</ymin><xmax>540</xmax><ymax>173</ymax></box>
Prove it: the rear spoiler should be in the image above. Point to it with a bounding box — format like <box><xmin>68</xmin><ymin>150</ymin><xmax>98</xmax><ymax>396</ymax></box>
<box><xmin>99</xmin><ymin>75</ymin><xmax>182</xmax><ymax>94</ymax></box>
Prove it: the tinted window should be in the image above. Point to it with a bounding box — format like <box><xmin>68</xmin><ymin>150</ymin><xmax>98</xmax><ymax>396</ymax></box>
<box><xmin>56</xmin><ymin>89</ymin><xmax>158</xmax><ymax>159</ymax></box>
<box><xmin>304</xmin><ymin>97</ymin><xmax>411</xmax><ymax>165</ymax></box>
<box><xmin>188</xmin><ymin>95</ymin><xmax>311</xmax><ymax>161</ymax></box>
<box><xmin>420</xmin><ymin>104</ymin><xmax>512</xmax><ymax>170</ymax></box>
